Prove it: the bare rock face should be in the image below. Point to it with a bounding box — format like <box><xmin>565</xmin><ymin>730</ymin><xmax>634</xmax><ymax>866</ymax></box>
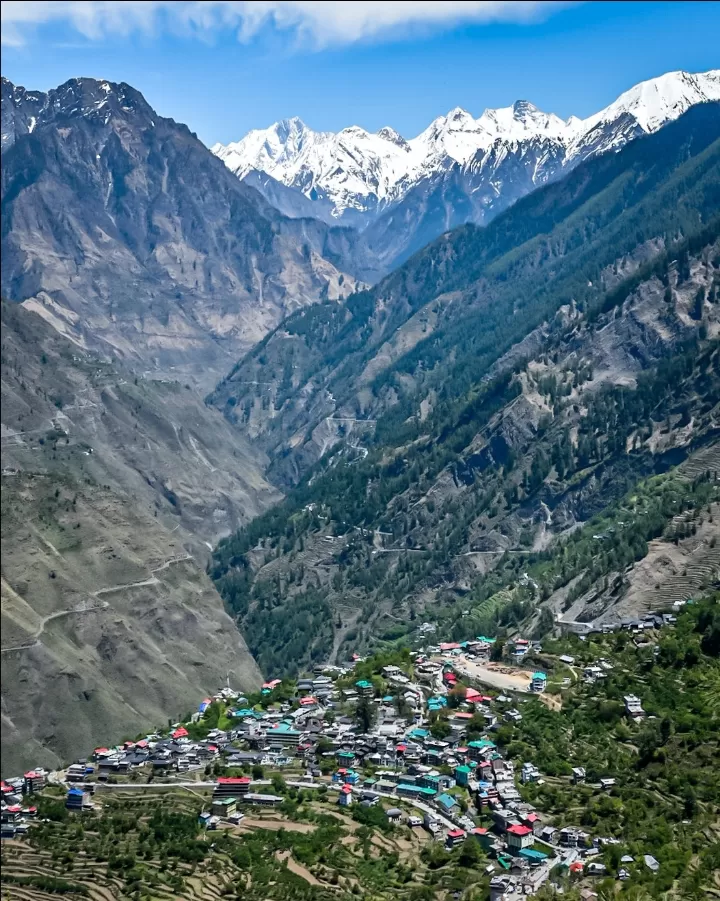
<box><xmin>1</xmin><ymin>76</ymin><xmax>364</xmax><ymax>391</ymax></box>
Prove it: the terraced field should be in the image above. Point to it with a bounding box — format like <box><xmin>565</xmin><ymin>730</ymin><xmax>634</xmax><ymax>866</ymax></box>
<box><xmin>0</xmin><ymin>789</ymin><xmax>486</xmax><ymax>901</ymax></box>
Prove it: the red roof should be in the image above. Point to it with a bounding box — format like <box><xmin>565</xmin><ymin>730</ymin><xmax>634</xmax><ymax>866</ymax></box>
<box><xmin>472</xmin><ymin>827</ymin><xmax>488</xmax><ymax>835</ymax></box>
<box><xmin>299</xmin><ymin>696</ymin><xmax>317</xmax><ymax>705</ymax></box>
<box><xmin>1</xmin><ymin>782</ymin><xmax>13</xmax><ymax>793</ymax></box>
<box><xmin>172</xmin><ymin>727</ymin><xmax>189</xmax><ymax>739</ymax></box>
<box><xmin>524</xmin><ymin>813</ymin><xmax>540</xmax><ymax>822</ymax></box>
<box><xmin>396</xmin><ymin>744</ymin><xmax>407</xmax><ymax>752</ymax></box>
<box><xmin>569</xmin><ymin>861</ymin><xmax>584</xmax><ymax>873</ymax></box>
<box><xmin>507</xmin><ymin>824</ymin><xmax>532</xmax><ymax>836</ymax></box>
<box><xmin>24</xmin><ymin>771</ymin><xmax>38</xmax><ymax>779</ymax></box>
<box><xmin>440</xmin><ymin>642</ymin><xmax>461</xmax><ymax>651</ymax></box>
<box><xmin>136</xmin><ymin>739</ymin><xmax>148</xmax><ymax>748</ymax></box>
<box><xmin>340</xmin><ymin>784</ymin><xmax>352</xmax><ymax>793</ymax></box>
<box><xmin>218</xmin><ymin>776</ymin><xmax>251</xmax><ymax>784</ymax></box>
<box><xmin>447</xmin><ymin>829</ymin><xmax>466</xmax><ymax>838</ymax></box>
<box><xmin>7</xmin><ymin>805</ymin><xmax>22</xmax><ymax>813</ymax></box>
<box><xmin>453</xmin><ymin>712</ymin><xmax>473</xmax><ymax>719</ymax></box>
<box><xmin>94</xmin><ymin>748</ymin><xmax>109</xmax><ymax>754</ymax></box>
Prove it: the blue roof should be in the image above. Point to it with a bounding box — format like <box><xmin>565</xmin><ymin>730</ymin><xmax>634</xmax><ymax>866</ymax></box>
<box><xmin>532</xmin><ymin>672</ymin><xmax>547</xmax><ymax>680</ymax></box>
<box><xmin>520</xmin><ymin>848</ymin><xmax>548</xmax><ymax>861</ymax></box>
<box><xmin>436</xmin><ymin>793</ymin><xmax>458</xmax><ymax>809</ymax></box>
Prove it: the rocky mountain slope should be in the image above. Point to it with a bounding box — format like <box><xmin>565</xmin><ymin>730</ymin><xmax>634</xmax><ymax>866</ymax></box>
<box><xmin>1</xmin><ymin>301</ymin><xmax>273</xmax><ymax>772</ymax></box>
<box><xmin>215</xmin><ymin>69</ymin><xmax>720</xmax><ymax>273</ymax></box>
<box><xmin>209</xmin><ymin>105</ymin><xmax>720</xmax><ymax>675</ymax></box>
<box><xmin>1</xmin><ymin>76</ymin><xmax>367</xmax><ymax>390</ymax></box>
<box><xmin>210</xmin><ymin>104</ymin><xmax>720</xmax><ymax>486</ymax></box>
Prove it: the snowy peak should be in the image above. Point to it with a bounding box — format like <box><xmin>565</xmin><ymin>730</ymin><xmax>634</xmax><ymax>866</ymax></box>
<box><xmin>212</xmin><ymin>69</ymin><xmax>719</xmax><ymax>219</ymax></box>
<box><xmin>585</xmin><ymin>69</ymin><xmax>720</xmax><ymax>134</ymax></box>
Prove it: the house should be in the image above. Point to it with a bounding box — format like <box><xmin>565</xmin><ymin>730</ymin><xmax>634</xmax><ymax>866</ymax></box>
<box><xmin>214</xmin><ymin>777</ymin><xmax>251</xmax><ymax>797</ymax></box>
<box><xmin>559</xmin><ymin>827</ymin><xmax>584</xmax><ymax>848</ymax></box>
<box><xmin>530</xmin><ymin>672</ymin><xmax>547</xmax><ymax>693</ymax></box>
<box><xmin>1</xmin><ymin>805</ymin><xmax>23</xmax><ymax>823</ymax></box>
<box><xmin>521</xmin><ymin>763</ymin><xmax>540</xmax><ymax>784</ymax></box>
<box><xmin>587</xmin><ymin>862</ymin><xmax>607</xmax><ymax>876</ymax></box>
<box><xmin>23</xmin><ymin>771</ymin><xmax>46</xmax><ymax>794</ymax></box>
<box><xmin>212</xmin><ymin>797</ymin><xmax>237</xmax><ymax>817</ymax></box>
<box><xmin>446</xmin><ymin>828</ymin><xmax>466</xmax><ymax>848</ymax></box>
<box><xmin>436</xmin><ymin>793</ymin><xmax>459</xmax><ymax>815</ymax></box>
<box><xmin>506</xmin><ymin>824</ymin><xmax>534</xmax><ymax>851</ymax></box>
<box><xmin>355</xmin><ymin>680</ymin><xmax>374</xmax><ymax>697</ymax></box>
<box><xmin>644</xmin><ymin>855</ymin><xmax>660</xmax><ymax>873</ymax></box>
<box><xmin>490</xmin><ymin>876</ymin><xmax>512</xmax><ymax>901</ymax></box>
<box><xmin>467</xmin><ymin>739</ymin><xmax>495</xmax><ymax>761</ymax></box>
<box><xmin>600</xmin><ymin>778</ymin><xmax>616</xmax><ymax>790</ymax></box>
<box><xmin>338</xmin><ymin>785</ymin><xmax>353</xmax><ymax>807</ymax></box>
<box><xmin>242</xmin><ymin>793</ymin><xmax>283</xmax><ymax>807</ymax></box>
<box><xmin>385</xmin><ymin>808</ymin><xmax>403</xmax><ymax>822</ymax></box>
<box><xmin>65</xmin><ymin>788</ymin><xmax>85</xmax><ymax>810</ymax></box>
<box><xmin>198</xmin><ymin>812</ymin><xmax>212</xmax><ymax>828</ymax></box>
<box><xmin>267</xmin><ymin>723</ymin><xmax>302</xmax><ymax>748</ymax></box>
<box><xmin>624</xmin><ymin>695</ymin><xmax>645</xmax><ymax>718</ymax></box>
<box><xmin>540</xmin><ymin>826</ymin><xmax>557</xmax><ymax>844</ymax></box>
<box><xmin>455</xmin><ymin>765</ymin><xmax>471</xmax><ymax>786</ymax></box>
<box><xmin>572</xmin><ymin>767</ymin><xmax>586</xmax><ymax>784</ymax></box>
<box><xmin>522</xmin><ymin>813</ymin><xmax>542</xmax><ymax>835</ymax></box>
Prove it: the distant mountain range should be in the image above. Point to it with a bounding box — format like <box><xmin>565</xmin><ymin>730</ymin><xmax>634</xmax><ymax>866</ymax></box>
<box><xmin>213</xmin><ymin>70</ymin><xmax>720</xmax><ymax>272</ymax></box>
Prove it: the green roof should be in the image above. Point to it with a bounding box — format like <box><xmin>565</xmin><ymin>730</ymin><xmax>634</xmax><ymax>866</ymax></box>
<box><xmin>455</xmin><ymin>765</ymin><xmax>471</xmax><ymax>774</ymax></box>
<box><xmin>519</xmin><ymin>849</ymin><xmax>548</xmax><ymax>861</ymax></box>
<box><xmin>532</xmin><ymin>672</ymin><xmax>547</xmax><ymax>680</ymax></box>
<box><xmin>356</xmin><ymin>680</ymin><xmax>373</xmax><ymax>688</ymax></box>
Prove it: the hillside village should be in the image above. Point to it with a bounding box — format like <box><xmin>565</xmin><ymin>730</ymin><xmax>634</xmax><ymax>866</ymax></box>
<box><xmin>2</xmin><ymin>597</ymin><xmax>709</xmax><ymax>901</ymax></box>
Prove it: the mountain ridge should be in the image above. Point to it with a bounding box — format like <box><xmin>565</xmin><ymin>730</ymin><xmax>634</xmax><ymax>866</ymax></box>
<box><xmin>0</xmin><ymin>76</ymin><xmax>370</xmax><ymax>390</ymax></box>
<box><xmin>213</xmin><ymin>69</ymin><xmax>720</xmax><ymax>274</ymax></box>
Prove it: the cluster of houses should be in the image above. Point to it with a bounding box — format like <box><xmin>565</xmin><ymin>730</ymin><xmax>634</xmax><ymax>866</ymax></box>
<box><xmin>0</xmin><ymin>771</ymin><xmax>46</xmax><ymax>839</ymax></box>
<box><xmin>4</xmin><ymin>612</ymin><xmax>681</xmax><ymax>898</ymax></box>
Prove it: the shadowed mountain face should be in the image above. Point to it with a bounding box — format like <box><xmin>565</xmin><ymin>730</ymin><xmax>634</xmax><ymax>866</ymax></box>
<box><xmin>0</xmin><ymin>300</ymin><xmax>279</xmax><ymax>772</ymax></box>
<box><xmin>1</xmin><ymin>76</ymin><xmax>367</xmax><ymax>391</ymax></box>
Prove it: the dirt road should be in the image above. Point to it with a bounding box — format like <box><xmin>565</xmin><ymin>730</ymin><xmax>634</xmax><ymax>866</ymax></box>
<box><xmin>451</xmin><ymin>656</ymin><xmax>532</xmax><ymax>692</ymax></box>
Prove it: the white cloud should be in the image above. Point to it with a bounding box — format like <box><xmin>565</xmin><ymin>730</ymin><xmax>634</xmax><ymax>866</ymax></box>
<box><xmin>1</xmin><ymin>1</ymin><xmax>576</xmax><ymax>47</ymax></box>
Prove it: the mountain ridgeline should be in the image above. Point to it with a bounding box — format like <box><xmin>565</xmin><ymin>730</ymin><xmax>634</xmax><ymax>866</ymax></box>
<box><xmin>210</xmin><ymin>104</ymin><xmax>720</xmax><ymax>675</ymax></box>
<box><xmin>0</xmin><ymin>76</ymin><xmax>370</xmax><ymax>390</ymax></box>
<box><xmin>214</xmin><ymin>70</ymin><xmax>720</xmax><ymax>275</ymax></box>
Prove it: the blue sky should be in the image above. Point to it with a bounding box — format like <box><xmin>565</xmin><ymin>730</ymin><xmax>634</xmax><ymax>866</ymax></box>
<box><xmin>2</xmin><ymin>1</ymin><xmax>718</xmax><ymax>147</ymax></box>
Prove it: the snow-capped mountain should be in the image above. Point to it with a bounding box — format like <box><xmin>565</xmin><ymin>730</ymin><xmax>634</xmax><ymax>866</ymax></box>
<box><xmin>213</xmin><ymin>69</ymin><xmax>720</xmax><ymax>261</ymax></box>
